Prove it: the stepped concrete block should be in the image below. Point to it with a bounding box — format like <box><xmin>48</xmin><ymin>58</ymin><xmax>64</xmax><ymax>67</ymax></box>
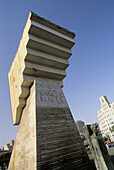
<box><xmin>8</xmin><ymin>11</ymin><xmax>75</xmax><ymax>125</ymax></box>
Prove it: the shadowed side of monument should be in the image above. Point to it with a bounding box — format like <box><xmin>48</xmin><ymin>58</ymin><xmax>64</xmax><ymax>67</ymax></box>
<box><xmin>35</xmin><ymin>79</ymin><xmax>93</xmax><ymax>169</ymax></box>
<box><xmin>8</xmin><ymin>11</ymin><xmax>95</xmax><ymax>169</ymax></box>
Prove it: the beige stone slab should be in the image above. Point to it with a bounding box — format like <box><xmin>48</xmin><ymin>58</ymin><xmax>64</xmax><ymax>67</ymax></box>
<box><xmin>30</xmin><ymin>20</ymin><xmax>75</xmax><ymax>48</ymax></box>
<box><xmin>30</xmin><ymin>11</ymin><xmax>75</xmax><ymax>38</ymax></box>
<box><xmin>26</xmin><ymin>48</ymin><xmax>69</xmax><ymax>69</ymax></box>
<box><xmin>24</xmin><ymin>61</ymin><xmax>66</xmax><ymax>80</ymax></box>
<box><xmin>8</xmin><ymin>11</ymin><xmax>75</xmax><ymax>125</ymax></box>
<box><xmin>8</xmin><ymin>82</ymin><xmax>36</xmax><ymax>170</ymax></box>
<box><xmin>28</xmin><ymin>34</ymin><xmax>72</xmax><ymax>59</ymax></box>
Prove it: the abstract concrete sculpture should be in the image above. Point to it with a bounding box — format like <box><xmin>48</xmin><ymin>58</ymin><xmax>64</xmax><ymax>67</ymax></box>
<box><xmin>8</xmin><ymin>11</ymin><xmax>94</xmax><ymax>169</ymax></box>
<box><xmin>8</xmin><ymin>11</ymin><xmax>74</xmax><ymax>125</ymax></box>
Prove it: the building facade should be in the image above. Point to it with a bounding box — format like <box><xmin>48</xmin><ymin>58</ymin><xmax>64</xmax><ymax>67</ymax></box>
<box><xmin>0</xmin><ymin>140</ymin><xmax>14</xmax><ymax>170</ymax></box>
<box><xmin>97</xmin><ymin>96</ymin><xmax>114</xmax><ymax>141</ymax></box>
<box><xmin>76</xmin><ymin>120</ymin><xmax>85</xmax><ymax>136</ymax></box>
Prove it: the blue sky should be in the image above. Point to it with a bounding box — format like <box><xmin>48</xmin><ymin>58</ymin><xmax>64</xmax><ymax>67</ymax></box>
<box><xmin>1</xmin><ymin>0</ymin><xmax>114</xmax><ymax>147</ymax></box>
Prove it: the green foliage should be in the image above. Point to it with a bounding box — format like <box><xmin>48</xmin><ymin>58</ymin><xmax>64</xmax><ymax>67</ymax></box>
<box><xmin>110</xmin><ymin>125</ymin><xmax>114</xmax><ymax>132</ymax></box>
<box><xmin>80</xmin><ymin>134</ymin><xmax>85</xmax><ymax>141</ymax></box>
<box><xmin>103</xmin><ymin>136</ymin><xmax>108</xmax><ymax>142</ymax></box>
<box><xmin>111</xmin><ymin>125</ymin><xmax>114</xmax><ymax>132</ymax></box>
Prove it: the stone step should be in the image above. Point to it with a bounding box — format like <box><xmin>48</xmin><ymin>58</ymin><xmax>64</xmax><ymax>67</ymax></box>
<box><xmin>30</xmin><ymin>20</ymin><xmax>75</xmax><ymax>49</ymax></box>
<box><xmin>24</xmin><ymin>61</ymin><xmax>66</xmax><ymax>80</ymax></box>
<box><xmin>27</xmin><ymin>34</ymin><xmax>72</xmax><ymax>59</ymax></box>
<box><xmin>26</xmin><ymin>48</ymin><xmax>69</xmax><ymax>70</ymax></box>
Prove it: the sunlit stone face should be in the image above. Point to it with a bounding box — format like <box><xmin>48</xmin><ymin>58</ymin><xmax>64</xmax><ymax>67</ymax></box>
<box><xmin>8</xmin><ymin>11</ymin><xmax>75</xmax><ymax>125</ymax></box>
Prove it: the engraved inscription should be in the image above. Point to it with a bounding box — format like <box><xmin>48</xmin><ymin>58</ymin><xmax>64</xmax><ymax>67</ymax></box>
<box><xmin>36</xmin><ymin>80</ymin><xmax>65</xmax><ymax>105</ymax></box>
<box><xmin>39</xmin><ymin>91</ymin><xmax>64</xmax><ymax>104</ymax></box>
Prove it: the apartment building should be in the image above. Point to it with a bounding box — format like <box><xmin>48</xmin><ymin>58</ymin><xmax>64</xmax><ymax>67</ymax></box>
<box><xmin>97</xmin><ymin>96</ymin><xmax>114</xmax><ymax>141</ymax></box>
<box><xmin>76</xmin><ymin>120</ymin><xmax>85</xmax><ymax>136</ymax></box>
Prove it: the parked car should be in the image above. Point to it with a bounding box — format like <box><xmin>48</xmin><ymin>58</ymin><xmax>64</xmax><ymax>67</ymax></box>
<box><xmin>106</xmin><ymin>142</ymin><xmax>114</xmax><ymax>148</ymax></box>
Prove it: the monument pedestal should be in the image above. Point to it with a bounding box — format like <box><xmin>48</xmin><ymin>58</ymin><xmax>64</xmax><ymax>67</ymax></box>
<box><xmin>9</xmin><ymin>79</ymin><xmax>93</xmax><ymax>170</ymax></box>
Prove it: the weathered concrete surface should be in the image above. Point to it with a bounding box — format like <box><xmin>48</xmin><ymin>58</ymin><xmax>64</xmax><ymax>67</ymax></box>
<box><xmin>35</xmin><ymin>79</ymin><xmax>94</xmax><ymax>169</ymax></box>
<box><xmin>8</xmin><ymin>11</ymin><xmax>75</xmax><ymax>125</ymax></box>
<box><xmin>8</xmin><ymin>12</ymin><xmax>95</xmax><ymax>169</ymax></box>
<box><xmin>9</xmin><ymin>80</ymin><xmax>94</xmax><ymax>169</ymax></box>
<box><xmin>84</xmin><ymin>124</ymin><xmax>114</xmax><ymax>170</ymax></box>
<box><xmin>8</xmin><ymin>82</ymin><xmax>36</xmax><ymax>170</ymax></box>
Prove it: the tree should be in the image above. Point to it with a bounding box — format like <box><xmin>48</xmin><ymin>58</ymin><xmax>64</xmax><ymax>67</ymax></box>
<box><xmin>110</xmin><ymin>125</ymin><xmax>114</xmax><ymax>132</ymax></box>
<box><xmin>80</xmin><ymin>133</ymin><xmax>85</xmax><ymax>141</ymax></box>
<box><xmin>103</xmin><ymin>136</ymin><xmax>108</xmax><ymax>142</ymax></box>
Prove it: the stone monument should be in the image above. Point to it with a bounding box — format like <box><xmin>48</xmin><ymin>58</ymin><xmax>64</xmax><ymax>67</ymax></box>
<box><xmin>84</xmin><ymin>123</ymin><xmax>114</xmax><ymax>170</ymax></box>
<box><xmin>8</xmin><ymin>11</ymin><xmax>94</xmax><ymax>169</ymax></box>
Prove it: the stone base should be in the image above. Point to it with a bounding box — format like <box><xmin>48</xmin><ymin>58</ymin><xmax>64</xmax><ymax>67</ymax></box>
<box><xmin>8</xmin><ymin>79</ymin><xmax>94</xmax><ymax>170</ymax></box>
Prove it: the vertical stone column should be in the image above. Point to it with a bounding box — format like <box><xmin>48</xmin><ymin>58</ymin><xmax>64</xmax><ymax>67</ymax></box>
<box><xmin>35</xmin><ymin>79</ymin><xmax>92</xmax><ymax>169</ymax></box>
<box><xmin>9</xmin><ymin>80</ymin><xmax>94</xmax><ymax>169</ymax></box>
